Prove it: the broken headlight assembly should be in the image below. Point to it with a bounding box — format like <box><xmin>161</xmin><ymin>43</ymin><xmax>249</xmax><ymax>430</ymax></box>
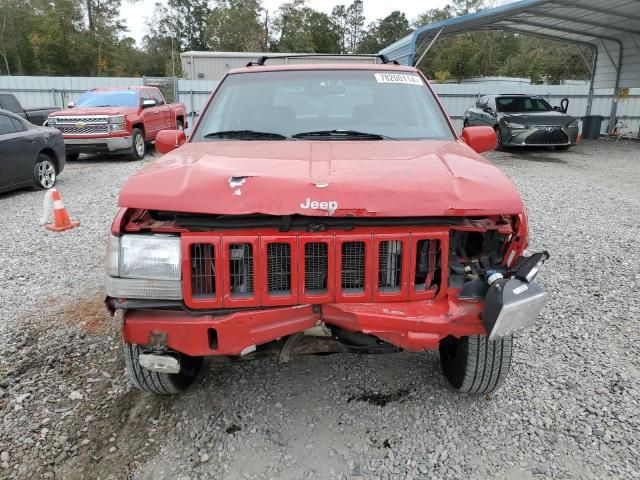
<box><xmin>482</xmin><ymin>251</ymin><xmax>549</xmax><ymax>340</ymax></box>
<box><xmin>105</xmin><ymin>234</ymin><xmax>182</xmax><ymax>300</ymax></box>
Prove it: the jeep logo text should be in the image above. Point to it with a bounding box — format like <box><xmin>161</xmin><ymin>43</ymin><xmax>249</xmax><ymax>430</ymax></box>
<box><xmin>300</xmin><ymin>198</ymin><xmax>338</xmax><ymax>211</ymax></box>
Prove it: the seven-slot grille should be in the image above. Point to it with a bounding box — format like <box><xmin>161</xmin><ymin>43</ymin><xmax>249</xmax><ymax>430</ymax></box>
<box><xmin>183</xmin><ymin>233</ymin><xmax>443</xmax><ymax>308</ymax></box>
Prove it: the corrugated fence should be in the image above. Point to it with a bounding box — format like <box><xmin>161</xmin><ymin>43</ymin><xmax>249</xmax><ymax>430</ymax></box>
<box><xmin>1</xmin><ymin>75</ymin><xmax>639</xmax><ymax>135</ymax></box>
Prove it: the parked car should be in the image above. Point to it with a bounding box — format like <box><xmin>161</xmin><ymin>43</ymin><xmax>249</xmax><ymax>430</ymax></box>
<box><xmin>105</xmin><ymin>59</ymin><xmax>549</xmax><ymax>396</ymax></box>
<box><xmin>0</xmin><ymin>93</ymin><xmax>59</xmax><ymax>126</ymax></box>
<box><xmin>47</xmin><ymin>87</ymin><xmax>187</xmax><ymax>161</ymax></box>
<box><xmin>464</xmin><ymin>94</ymin><xmax>579</xmax><ymax>150</ymax></box>
<box><xmin>0</xmin><ymin>109</ymin><xmax>65</xmax><ymax>194</ymax></box>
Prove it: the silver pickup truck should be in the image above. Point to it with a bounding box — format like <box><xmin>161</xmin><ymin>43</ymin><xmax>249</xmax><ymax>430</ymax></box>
<box><xmin>0</xmin><ymin>93</ymin><xmax>58</xmax><ymax>126</ymax></box>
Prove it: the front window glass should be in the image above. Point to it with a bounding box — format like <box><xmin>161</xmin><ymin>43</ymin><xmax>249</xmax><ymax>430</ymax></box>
<box><xmin>75</xmin><ymin>90</ymin><xmax>139</xmax><ymax>108</ymax></box>
<box><xmin>192</xmin><ymin>70</ymin><xmax>454</xmax><ymax>141</ymax></box>
<box><xmin>496</xmin><ymin>96</ymin><xmax>552</xmax><ymax>113</ymax></box>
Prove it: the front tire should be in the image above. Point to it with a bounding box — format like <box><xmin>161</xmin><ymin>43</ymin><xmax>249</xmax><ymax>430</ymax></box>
<box><xmin>494</xmin><ymin>126</ymin><xmax>504</xmax><ymax>151</ymax></box>
<box><xmin>32</xmin><ymin>154</ymin><xmax>57</xmax><ymax>190</ymax></box>
<box><xmin>123</xmin><ymin>343</ymin><xmax>202</xmax><ymax>395</ymax></box>
<box><xmin>129</xmin><ymin>128</ymin><xmax>146</xmax><ymax>161</ymax></box>
<box><xmin>439</xmin><ymin>334</ymin><xmax>513</xmax><ymax>394</ymax></box>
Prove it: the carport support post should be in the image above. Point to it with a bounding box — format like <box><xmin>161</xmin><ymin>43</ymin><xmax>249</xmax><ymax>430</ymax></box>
<box><xmin>585</xmin><ymin>48</ymin><xmax>597</xmax><ymax>116</ymax></box>
<box><xmin>413</xmin><ymin>27</ymin><xmax>445</xmax><ymax>68</ymax></box>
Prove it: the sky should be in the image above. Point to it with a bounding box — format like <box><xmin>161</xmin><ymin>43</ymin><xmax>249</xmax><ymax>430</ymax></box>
<box><xmin>120</xmin><ymin>0</ymin><xmax>452</xmax><ymax>46</ymax></box>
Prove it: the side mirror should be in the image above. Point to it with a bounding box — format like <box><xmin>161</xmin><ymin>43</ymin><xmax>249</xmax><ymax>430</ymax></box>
<box><xmin>553</xmin><ymin>106</ymin><xmax>562</xmax><ymax>112</ymax></box>
<box><xmin>462</xmin><ymin>126</ymin><xmax>497</xmax><ymax>154</ymax></box>
<box><xmin>67</xmin><ymin>102</ymin><xmax>75</xmax><ymax>108</ymax></box>
<box><xmin>155</xmin><ymin>129</ymin><xmax>186</xmax><ymax>155</ymax></box>
<box><xmin>142</xmin><ymin>99</ymin><xmax>157</xmax><ymax>109</ymax></box>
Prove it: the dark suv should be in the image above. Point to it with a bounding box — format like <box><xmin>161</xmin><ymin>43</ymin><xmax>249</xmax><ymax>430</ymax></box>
<box><xmin>464</xmin><ymin>94</ymin><xmax>579</xmax><ymax>150</ymax></box>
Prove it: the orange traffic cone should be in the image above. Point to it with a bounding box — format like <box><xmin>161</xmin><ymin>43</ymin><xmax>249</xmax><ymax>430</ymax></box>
<box><xmin>45</xmin><ymin>189</ymin><xmax>80</xmax><ymax>232</ymax></box>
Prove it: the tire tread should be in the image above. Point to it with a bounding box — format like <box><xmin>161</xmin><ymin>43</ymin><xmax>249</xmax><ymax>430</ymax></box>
<box><xmin>122</xmin><ymin>343</ymin><xmax>199</xmax><ymax>395</ymax></box>
<box><xmin>440</xmin><ymin>334</ymin><xmax>513</xmax><ymax>394</ymax></box>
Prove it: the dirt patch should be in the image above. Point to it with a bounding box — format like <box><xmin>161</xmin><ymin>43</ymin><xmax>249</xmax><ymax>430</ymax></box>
<box><xmin>348</xmin><ymin>388</ymin><xmax>410</xmax><ymax>407</ymax></box>
<box><xmin>62</xmin><ymin>291</ymin><xmax>111</xmax><ymax>334</ymax></box>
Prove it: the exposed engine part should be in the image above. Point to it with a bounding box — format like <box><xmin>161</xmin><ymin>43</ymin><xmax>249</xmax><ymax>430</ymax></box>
<box><xmin>449</xmin><ymin>229</ymin><xmax>508</xmax><ymax>295</ymax></box>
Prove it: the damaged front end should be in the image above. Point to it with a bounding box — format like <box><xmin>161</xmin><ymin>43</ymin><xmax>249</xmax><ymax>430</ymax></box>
<box><xmin>105</xmin><ymin>209</ymin><xmax>549</xmax><ymax>360</ymax></box>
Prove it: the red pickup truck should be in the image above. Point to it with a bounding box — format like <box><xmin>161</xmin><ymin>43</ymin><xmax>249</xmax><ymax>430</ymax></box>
<box><xmin>47</xmin><ymin>87</ymin><xmax>187</xmax><ymax>161</ymax></box>
<box><xmin>106</xmin><ymin>59</ymin><xmax>549</xmax><ymax>396</ymax></box>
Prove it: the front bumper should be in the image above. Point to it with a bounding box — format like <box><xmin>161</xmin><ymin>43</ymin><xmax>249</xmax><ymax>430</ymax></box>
<box><xmin>116</xmin><ymin>285</ymin><xmax>545</xmax><ymax>356</ymax></box>
<box><xmin>64</xmin><ymin>135</ymin><xmax>132</xmax><ymax>154</ymax></box>
<box><xmin>502</xmin><ymin>125</ymin><xmax>578</xmax><ymax>146</ymax></box>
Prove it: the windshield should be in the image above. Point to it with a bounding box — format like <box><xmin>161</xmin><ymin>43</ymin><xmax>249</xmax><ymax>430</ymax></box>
<box><xmin>75</xmin><ymin>90</ymin><xmax>139</xmax><ymax>108</ymax></box>
<box><xmin>192</xmin><ymin>70</ymin><xmax>454</xmax><ymax>141</ymax></box>
<box><xmin>496</xmin><ymin>96</ymin><xmax>553</xmax><ymax>113</ymax></box>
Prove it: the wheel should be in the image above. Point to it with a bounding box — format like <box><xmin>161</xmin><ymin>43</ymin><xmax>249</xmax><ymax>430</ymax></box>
<box><xmin>66</xmin><ymin>153</ymin><xmax>80</xmax><ymax>162</ymax></box>
<box><xmin>123</xmin><ymin>342</ymin><xmax>202</xmax><ymax>395</ymax></box>
<box><xmin>494</xmin><ymin>126</ymin><xmax>504</xmax><ymax>151</ymax></box>
<box><xmin>32</xmin><ymin>154</ymin><xmax>57</xmax><ymax>190</ymax></box>
<box><xmin>439</xmin><ymin>334</ymin><xmax>513</xmax><ymax>394</ymax></box>
<box><xmin>176</xmin><ymin>118</ymin><xmax>184</xmax><ymax>131</ymax></box>
<box><xmin>555</xmin><ymin>145</ymin><xmax>571</xmax><ymax>151</ymax></box>
<box><xmin>130</xmin><ymin>128</ymin><xmax>146</xmax><ymax>160</ymax></box>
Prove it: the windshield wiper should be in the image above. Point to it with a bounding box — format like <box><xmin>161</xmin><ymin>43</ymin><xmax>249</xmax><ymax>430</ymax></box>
<box><xmin>203</xmin><ymin>130</ymin><xmax>289</xmax><ymax>140</ymax></box>
<box><xmin>292</xmin><ymin>129</ymin><xmax>395</xmax><ymax>140</ymax></box>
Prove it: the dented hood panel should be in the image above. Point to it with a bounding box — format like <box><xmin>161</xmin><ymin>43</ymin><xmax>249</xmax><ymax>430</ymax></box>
<box><xmin>118</xmin><ymin>141</ymin><xmax>524</xmax><ymax>217</ymax></box>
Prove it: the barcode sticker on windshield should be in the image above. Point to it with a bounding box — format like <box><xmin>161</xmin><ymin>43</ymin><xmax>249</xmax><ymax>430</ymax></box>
<box><xmin>374</xmin><ymin>73</ymin><xmax>422</xmax><ymax>85</ymax></box>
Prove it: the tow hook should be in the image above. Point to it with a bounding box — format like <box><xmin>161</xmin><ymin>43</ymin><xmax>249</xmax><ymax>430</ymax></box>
<box><xmin>138</xmin><ymin>353</ymin><xmax>180</xmax><ymax>374</ymax></box>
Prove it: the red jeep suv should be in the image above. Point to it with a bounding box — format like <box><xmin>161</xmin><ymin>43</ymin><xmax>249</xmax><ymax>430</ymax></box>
<box><xmin>105</xmin><ymin>57</ymin><xmax>549</xmax><ymax>395</ymax></box>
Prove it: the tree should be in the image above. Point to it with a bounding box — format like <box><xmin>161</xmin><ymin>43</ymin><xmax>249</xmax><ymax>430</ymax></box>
<box><xmin>271</xmin><ymin>0</ymin><xmax>339</xmax><ymax>53</ymax></box>
<box><xmin>208</xmin><ymin>0</ymin><xmax>266</xmax><ymax>52</ymax></box>
<box><xmin>451</xmin><ymin>0</ymin><xmax>484</xmax><ymax>15</ymax></box>
<box><xmin>345</xmin><ymin>0</ymin><xmax>364</xmax><ymax>52</ymax></box>
<box><xmin>153</xmin><ymin>0</ymin><xmax>211</xmax><ymax>52</ymax></box>
<box><xmin>357</xmin><ymin>10</ymin><xmax>411</xmax><ymax>54</ymax></box>
<box><xmin>330</xmin><ymin>5</ymin><xmax>348</xmax><ymax>53</ymax></box>
<box><xmin>413</xmin><ymin>6</ymin><xmax>453</xmax><ymax>27</ymax></box>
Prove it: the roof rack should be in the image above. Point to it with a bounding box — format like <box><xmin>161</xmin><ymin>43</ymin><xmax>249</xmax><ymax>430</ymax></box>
<box><xmin>245</xmin><ymin>54</ymin><xmax>399</xmax><ymax>67</ymax></box>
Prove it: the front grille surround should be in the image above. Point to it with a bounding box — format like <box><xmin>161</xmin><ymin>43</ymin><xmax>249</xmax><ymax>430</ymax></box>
<box><xmin>53</xmin><ymin>116</ymin><xmax>109</xmax><ymax>136</ymax></box>
<box><xmin>181</xmin><ymin>231</ymin><xmax>447</xmax><ymax>309</ymax></box>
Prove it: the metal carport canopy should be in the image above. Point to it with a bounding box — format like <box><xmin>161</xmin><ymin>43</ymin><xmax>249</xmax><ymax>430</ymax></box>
<box><xmin>379</xmin><ymin>0</ymin><xmax>640</xmax><ymax>120</ymax></box>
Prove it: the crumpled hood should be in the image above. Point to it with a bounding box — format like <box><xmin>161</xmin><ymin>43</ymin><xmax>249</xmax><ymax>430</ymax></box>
<box><xmin>501</xmin><ymin>111</ymin><xmax>575</xmax><ymax>126</ymax></box>
<box><xmin>119</xmin><ymin>140</ymin><xmax>524</xmax><ymax>217</ymax></box>
<box><xmin>51</xmin><ymin>107</ymin><xmax>137</xmax><ymax>116</ymax></box>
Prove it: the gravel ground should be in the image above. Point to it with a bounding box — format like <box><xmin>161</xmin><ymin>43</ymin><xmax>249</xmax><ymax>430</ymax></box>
<box><xmin>0</xmin><ymin>140</ymin><xmax>639</xmax><ymax>480</ymax></box>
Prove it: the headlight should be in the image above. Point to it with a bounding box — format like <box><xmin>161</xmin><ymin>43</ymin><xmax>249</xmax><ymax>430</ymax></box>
<box><xmin>503</xmin><ymin>121</ymin><xmax>527</xmax><ymax>129</ymax></box>
<box><xmin>47</xmin><ymin>116</ymin><xmax>56</xmax><ymax>126</ymax></box>
<box><xmin>568</xmin><ymin>120</ymin><xmax>579</xmax><ymax>128</ymax></box>
<box><xmin>119</xmin><ymin>235</ymin><xmax>181</xmax><ymax>280</ymax></box>
<box><xmin>108</xmin><ymin>115</ymin><xmax>126</xmax><ymax>132</ymax></box>
<box><xmin>105</xmin><ymin>234</ymin><xmax>182</xmax><ymax>299</ymax></box>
